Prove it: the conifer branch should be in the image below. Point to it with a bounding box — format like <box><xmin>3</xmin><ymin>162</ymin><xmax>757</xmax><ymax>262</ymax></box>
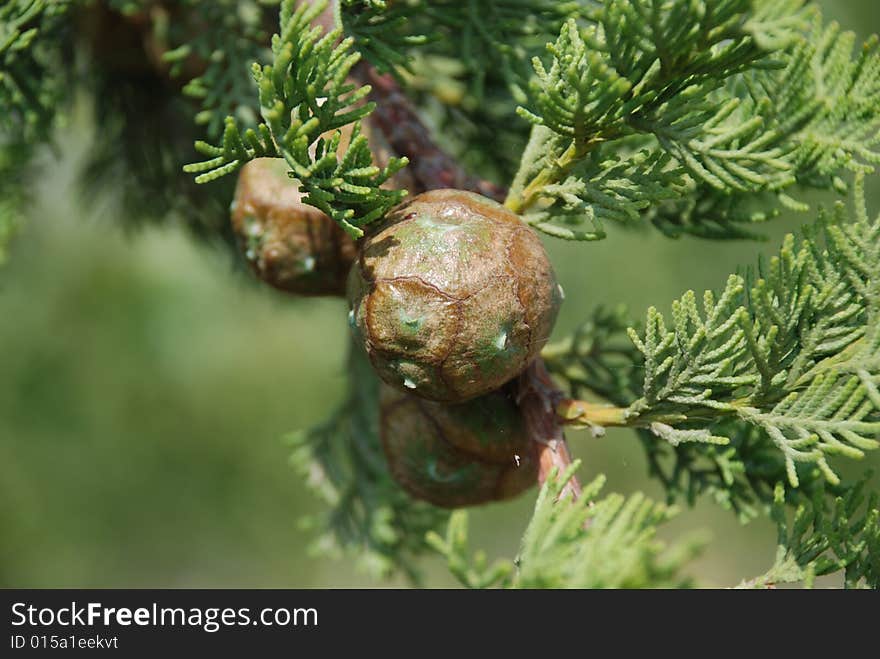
<box><xmin>183</xmin><ymin>0</ymin><xmax>408</xmax><ymax>239</ymax></box>
<box><xmin>650</xmin><ymin>15</ymin><xmax>880</xmax><ymax>238</ymax></box>
<box><xmin>740</xmin><ymin>479</ymin><xmax>879</xmax><ymax>588</ymax></box>
<box><xmin>507</xmin><ymin>1</ymin><xmax>880</xmax><ymax>242</ymax></box>
<box><xmin>621</xmin><ymin>181</ymin><xmax>880</xmax><ymax>487</ymax></box>
<box><xmin>7</xmin><ymin>0</ymin><xmax>879</xmax><ymax>590</ymax></box>
<box><xmin>546</xmin><ymin>175</ymin><xmax>880</xmax><ymax>519</ymax></box>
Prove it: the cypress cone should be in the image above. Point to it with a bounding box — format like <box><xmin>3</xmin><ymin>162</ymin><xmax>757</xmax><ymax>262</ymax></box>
<box><xmin>380</xmin><ymin>384</ymin><xmax>537</xmax><ymax>508</ymax></box>
<box><xmin>348</xmin><ymin>189</ymin><xmax>562</xmax><ymax>402</ymax></box>
<box><xmin>230</xmin><ymin>157</ymin><xmax>357</xmax><ymax>297</ymax></box>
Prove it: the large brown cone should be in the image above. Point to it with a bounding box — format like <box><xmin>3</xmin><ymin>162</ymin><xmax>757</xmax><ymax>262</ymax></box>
<box><xmin>348</xmin><ymin>189</ymin><xmax>562</xmax><ymax>402</ymax></box>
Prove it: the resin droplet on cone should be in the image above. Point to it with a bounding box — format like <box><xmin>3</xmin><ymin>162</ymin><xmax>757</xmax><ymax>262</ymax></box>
<box><xmin>348</xmin><ymin>189</ymin><xmax>561</xmax><ymax>402</ymax></box>
<box><xmin>380</xmin><ymin>385</ymin><xmax>537</xmax><ymax>508</ymax></box>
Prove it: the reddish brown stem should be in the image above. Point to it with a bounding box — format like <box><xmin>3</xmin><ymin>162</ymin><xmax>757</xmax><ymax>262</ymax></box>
<box><xmin>517</xmin><ymin>359</ymin><xmax>583</xmax><ymax>501</ymax></box>
<box><xmin>312</xmin><ymin>0</ymin><xmax>338</xmax><ymax>34</ymax></box>
<box><xmin>356</xmin><ymin>63</ymin><xmax>508</xmax><ymax>202</ymax></box>
<box><xmin>314</xmin><ymin>2</ymin><xmax>503</xmax><ymax>200</ymax></box>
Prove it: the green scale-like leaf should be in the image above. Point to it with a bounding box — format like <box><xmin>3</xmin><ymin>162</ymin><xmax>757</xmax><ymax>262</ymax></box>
<box><xmin>508</xmin><ymin>1</ymin><xmax>880</xmax><ymax>242</ymax></box>
<box><xmin>624</xmin><ymin>179</ymin><xmax>880</xmax><ymax>486</ymax></box>
<box><xmin>545</xmin><ymin>175</ymin><xmax>880</xmax><ymax>528</ymax></box>
<box><xmin>184</xmin><ymin>0</ymin><xmax>408</xmax><ymax>238</ymax></box>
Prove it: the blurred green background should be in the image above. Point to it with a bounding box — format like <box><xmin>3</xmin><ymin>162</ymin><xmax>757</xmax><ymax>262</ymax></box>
<box><xmin>2</xmin><ymin>0</ymin><xmax>879</xmax><ymax>588</ymax></box>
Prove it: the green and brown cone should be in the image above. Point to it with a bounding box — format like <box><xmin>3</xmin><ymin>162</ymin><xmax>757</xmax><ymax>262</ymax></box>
<box><xmin>348</xmin><ymin>189</ymin><xmax>562</xmax><ymax>402</ymax></box>
<box><xmin>380</xmin><ymin>384</ymin><xmax>537</xmax><ymax>508</ymax></box>
<box><xmin>231</xmin><ymin>158</ymin><xmax>357</xmax><ymax>297</ymax></box>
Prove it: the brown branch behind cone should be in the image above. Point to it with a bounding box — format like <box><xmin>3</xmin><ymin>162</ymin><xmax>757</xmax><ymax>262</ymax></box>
<box><xmin>356</xmin><ymin>63</ymin><xmax>507</xmax><ymax>202</ymax></box>
<box><xmin>518</xmin><ymin>359</ymin><xmax>583</xmax><ymax>501</ymax></box>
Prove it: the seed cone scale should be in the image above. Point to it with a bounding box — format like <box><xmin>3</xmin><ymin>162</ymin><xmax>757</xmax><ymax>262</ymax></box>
<box><xmin>380</xmin><ymin>385</ymin><xmax>537</xmax><ymax>508</ymax></box>
<box><xmin>348</xmin><ymin>189</ymin><xmax>562</xmax><ymax>402</ymax></box>
<box><xmin>231</xmin><ymin>158</ymin><xmax>357</xmax><ymax>297</ymax></box>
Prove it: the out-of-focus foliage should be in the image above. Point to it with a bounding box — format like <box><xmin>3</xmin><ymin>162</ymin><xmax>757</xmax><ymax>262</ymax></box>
<box><xmin>99</xmin><ymin>1</ymin><xmax>276</xmax><ymax>139</ymax></box>
<box><xmin>185</xmin><ymin>0</ymin><xmax>408</xmax><ymax>238</ymax></box>
<box><xmin>79</xmin><ymin>59</ymin><xmax>238</xmax><ymax>243</ymax></box>
<box><xmin>1</xmin><ymin>0</ymin><xmax>71</xmax><ymax>261</ymax></box>
<box><xmin>160</xmin><ymin>0</ymin><xmax>277</xmax><ymax>139</ymax></box>
<box><xmin>0</xmin><ymin>143</ymin><xmax>31</xmax><ymax>264</ymax></box>
<box><xmin>0</xmin><ymin>0</ymin><xmax>70</xmax><ymax>140</ymax></box>
<box><xmin>288</xmin><ymin>345</ymin><xmax>448</xmax><ymax>582</ymax></box>
<box><xmin>368</xmin><ymin>0</ymin><xmax>584</xmax><ymax>186</ymax></box>
<box><xmin>341</xmin><ymin>0</ymin><xmax>579</xmax><ymax>99</ymax></box>
<box><xmin>542</xmin><ymin>304</ymin><xmax>642</xmax><ymax>409</ymax></box>
<box><xmin>76</xmin><ymin>1</ymin><xmax>271</xmax><ymax>242</ymax></box>
<box><xmin>338</xmin><ymin>0</ymin><xmax>426</xmax><ymax>77</ymax></box>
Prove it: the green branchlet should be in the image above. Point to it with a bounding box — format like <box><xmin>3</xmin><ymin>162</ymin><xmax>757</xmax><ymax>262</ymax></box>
<box><xmin>544</xmin><ymin>177</ymin><xmax>880</xmax><ymax>569</ymax></box>
<box><xmin>508</xmin><ymin>1</ymin><xmax>880</xmax><ymax>241</ymax></box>
<box><xmin>0</xmin><ymin>0</ymin><xmax>69</xmax><ymax>141</ymax></box>
<box><xmin>625</xmin><ymin>176</ymin><xmax>880</xmax><ymax>487</ymax></box>
<box><xmin>652</xmin><ymin>15</ymin><xmax>880</xmax><ymax>238</ymax></box>
<box><xmin>741</xmin><ymin>477</ymin><xmax>879</xmax><ymax>588</ymax></box>
<box><xmin>550</xmin><ymin>175</ymin><xmax>879</xmax><ymax>502</ymax></box>
<box><xmin>184</xmin><ymin>0</ymin><xmax>408</xmax><ymax>238</ymax></box>
<box><xmin>160</xmin><ymin>0</ymin><xmax>278</xmax><ymax>139</ymax></box>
